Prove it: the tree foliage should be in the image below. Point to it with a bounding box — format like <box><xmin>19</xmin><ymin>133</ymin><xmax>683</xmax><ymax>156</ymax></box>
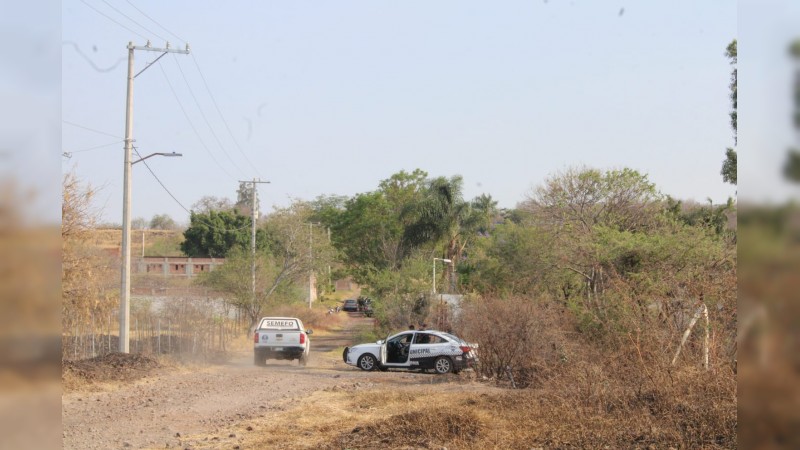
<box><xmin>522</xmin><ymin>166</ymin><xmax>662</xmax><ymax>233</ymax></box>
<box><xmin>331</xmin><ymin>170</ymin><xmax>429</xmax><ymax>280</ymax></box>
<box><xmin>721</xmin><ymin>148</ymin><xmax>737</xmax><ymax>185</ymax></box>
<box><xmin>722</xmin><ymin>40</ymin><xmax>737</xmax><ymax>185</ymax></box>
<box><xmin>198</xmin><ymin>201</ymin><xmax>335</xmax><ymax>327</ymax></box>
<box><xmin>726</xmin><ymin>39</ymin><xmax>737</xmax><ymax>136</ymax></box>
<box><xmin>504</xmin><ymin>167</ymin><xmax>731</xmax><ymax>337</ymax></box>
<box><xmin>181</xmin><ymin>210</ymin><xmax>265</xmax><ymax>257</ymax></box>
<box><xmin>787</xmin><ymin>39</ymin><xmax>800</xmax><ymax>184</ymax></box>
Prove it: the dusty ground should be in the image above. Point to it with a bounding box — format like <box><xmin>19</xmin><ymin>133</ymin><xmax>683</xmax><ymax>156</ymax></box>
<box><xmin>62</xmin><ymin>314</ymin><xmax>488</xmax><ymax>450</ymax></box>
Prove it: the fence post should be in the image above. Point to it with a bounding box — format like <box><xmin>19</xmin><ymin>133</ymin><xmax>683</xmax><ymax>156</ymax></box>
<box><xmin>91</xmin><ymin>310</ymin><xmax>96</xmax><ymax>358</ymax></box>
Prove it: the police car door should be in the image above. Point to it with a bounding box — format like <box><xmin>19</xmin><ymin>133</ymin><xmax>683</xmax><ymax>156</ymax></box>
<box><xmin>409</xmin><ymin>332</ymin><xmax>446</xmax><ymax>368</ymax></box>
<box><xmin>382</xmin><ymin>332</ymin><xmax>413</xmax><ymax>367</ymax></box>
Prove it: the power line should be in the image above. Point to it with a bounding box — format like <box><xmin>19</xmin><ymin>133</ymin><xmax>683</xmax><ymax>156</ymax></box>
<box><xmin>191</xmin><ymin>53</ymin><xmax>262</xmax><ymax>178</ymax></box>
<box><xmin>157</xmin><ymin>61</ymin><xmax>236</xmax><ymax>180</ymax></box>
<box><xmin>134</xmin><ymin>147</ymin><xmax>252</xmax><ymax>233</ymax></box>
<box><xmin>171</xmin><ymin>55</ymin><xmax>246</xmax><ymax>177</ymax></box>
<box><xmin>63</xmin><ymin>41</ymin><xmax>126</xmax><ymax>73</ymax></box>
<box><xmin>78</xmin><ymin>0</ymin><xmax>148</xmax><ymax>40</ymax></box>
<box><xmin>124</xmin><ymin>0</ymin><xmax>186</xmax><ymax>44</ymax></box>
<box><xmin>99</xmin><ymin>0</ymin><xmax>167</xmax><ymax>42</ymax></box>
<box><xmin>65</xmin><ymin>140</ymin><xmax>125</xmax><ymax>154</ymax></box>
<box><xmin>133</xmin><ymin>147</ymin><xmax>190</xmax><ymax>214</ymax></box>
<box><xmin>63</xmin><ymin>120</ymin><xmax>122</xmax><ymax>139</ymax></box>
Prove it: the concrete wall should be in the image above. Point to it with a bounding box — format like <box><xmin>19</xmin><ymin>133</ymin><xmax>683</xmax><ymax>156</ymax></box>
<box><xmin>134</xmin><ymin>256</ymin><xmax>224</xmax><ymax>278</ymax></box>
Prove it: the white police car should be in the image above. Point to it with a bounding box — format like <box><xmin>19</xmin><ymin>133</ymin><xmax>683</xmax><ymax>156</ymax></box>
<box><xmin>342</xmin><ymin>330</ymin><xmax>478</xmax><ymax>374</ymax></box>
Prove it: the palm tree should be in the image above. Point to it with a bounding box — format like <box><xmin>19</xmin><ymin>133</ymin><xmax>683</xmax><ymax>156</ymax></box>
<box><xmin>402</xmin><ymin>177</ymin><xmax>498</xmax><ymax>292</ymax></box>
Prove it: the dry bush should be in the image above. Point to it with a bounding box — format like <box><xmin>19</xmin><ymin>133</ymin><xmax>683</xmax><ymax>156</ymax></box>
<box><xmin>448</xmin><ymin>293</ymin><xmax>736</xmax><ymax>447</ymax></box>
<box><xmin>526</xmin><ymin>313</ymin><xmax>738</xmax><ymax>448</ymax></box>
<box><xmin>62</xmin><ymin>173</ymin><xmax>119</xmax><ymax>358</ymax></box>
<box><xmin>454</xmin><ymin>296</ymin><xmax>572</xmax><ymax>387</ymax></box>
<box><xmin>241</xmin><ymin>370</ymin><xmax>733</xmax><ymax>449</ymax></box>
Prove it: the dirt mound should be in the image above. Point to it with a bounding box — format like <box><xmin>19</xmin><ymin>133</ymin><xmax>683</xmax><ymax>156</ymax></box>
<box><xmin>62</xmin><ymin>352</ymin><xmax>160</xmax><ymax>390</ymax></box>
<box><xmin>328</xmin><ymin>408</ymin><xmax>483</xmax><ymax>449</ymax></box>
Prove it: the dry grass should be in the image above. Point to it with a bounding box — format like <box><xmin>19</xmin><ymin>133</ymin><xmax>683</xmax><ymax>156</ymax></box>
<box><xmin>188</xmin><ymin>386</ymin><xmax>497</xmax><ymax>450</ymax></box>
<box><xmin>183</xmin><ymin>361</ymin><xmax>734</xmax><ymax>450</ymax></box>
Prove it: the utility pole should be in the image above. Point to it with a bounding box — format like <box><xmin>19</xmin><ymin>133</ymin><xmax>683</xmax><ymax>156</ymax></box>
<box><xmin>308</xmin><ymin>223</ymin><xmax>314</xmax><ymax>309</ymax></box>
<box><xmin>119</xmin><ymin>41</ymin><xmax>189</xmax><ymax>353</ymax></box>
<box><xmin>239</xmin><ymin>179</ymin><xmax>270</xmax><ymax>326</ymax></box>
<box><xmin>307</xmin><ymin>222</ymin><xmax>323</xmax><ymax>309</ymax></box>
<box><xmin>327</xmin><ymin>227</ymin><xmax>332</xmax><ymax>294</ymax></box>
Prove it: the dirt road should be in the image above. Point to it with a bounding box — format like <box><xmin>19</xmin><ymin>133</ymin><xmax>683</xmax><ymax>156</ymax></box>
<box><xmin>62</xmin><ymin>314</ymin><xmax>475</xmax><ymax>450</ymax></box>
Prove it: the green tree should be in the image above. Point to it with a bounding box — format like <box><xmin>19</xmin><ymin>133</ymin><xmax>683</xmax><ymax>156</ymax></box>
<box><xmin>360</xmin><ymin>252</ymin><xmax>436</xmax><ymax>331</ymax></box>
<box><xmin>721</xmin><ymin>148</ymin><xmax>737</xmax><ymax>185</ymax></box>
<box><xmin>331</xmin><ymin>170</ymin><xmax>429</xmax><ymax>281</ymax></box>
<box><xmin>520</xmin><ymin>166</ymin><xmax>663</xmax><ymax>320</ymax></box>
<box><xmin>666</xmin><ymin>196</ymin><xmax>736</xmax><ymax>237</ymax></box>
<box><xmin>181</xmin><ymin>210</ymin><xmax>264</xmax><ymax>257</ymax></box>
<box><xmin>460</xmin><ymin>221</ymin><xmax>553</xmax><ymax>296</ymax></box>
<box><xmin>198</xmin><ymin>201</ymin><xmax>335</xmax><ymax>328</ymax></box>
<box><xmin>786</xmin><ymin>39</ymin><xmax>800</xmax><ymax>182</ymax></box>
<box><xmin>721</xmin><ymin>39</ymin><xmax>737</xmax><ymax>185</ymax></box>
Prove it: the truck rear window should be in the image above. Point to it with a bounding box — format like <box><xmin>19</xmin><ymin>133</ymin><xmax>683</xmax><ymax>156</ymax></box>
<box><xmin>259</xmin><ymin>319</ymin><xmax>300</xmax><ymax>330</ymax></box>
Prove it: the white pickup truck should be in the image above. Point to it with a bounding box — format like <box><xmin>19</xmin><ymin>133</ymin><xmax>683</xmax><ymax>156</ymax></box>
<box><xmin>253</xmin><ymin>317</ymin><xmax>312</xmax><ymax>367</ymax></box>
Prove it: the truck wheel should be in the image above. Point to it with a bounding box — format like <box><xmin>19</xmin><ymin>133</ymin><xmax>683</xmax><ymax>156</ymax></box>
<box><xmin>434</xmin><ymin>356</ymin><xmax>453</xmax><ymax>374</ymax></box>
<box><xmin>299</xmin><ymin>354</ymin><xmax>308</xmax><ymax>367</ymax></box>
<box><xmin>357</xmin><ymin>354</ymin><xmax>377</xmax><ymax>371</ymax></box>
<box><xmin>254</xmin><ymin>352</ymin><xmax>266</xmax><ymax>367</ymax></box>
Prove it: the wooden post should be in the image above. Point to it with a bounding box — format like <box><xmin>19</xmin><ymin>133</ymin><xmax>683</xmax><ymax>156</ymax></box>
<box><xmin>672</xmin><ymin>303</ymin><xmax>710</xmax><ymax>370</ymax></box>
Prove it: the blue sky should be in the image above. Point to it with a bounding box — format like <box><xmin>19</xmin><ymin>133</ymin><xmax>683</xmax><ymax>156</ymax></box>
<box><xmin>61</xmin><ymin>1</ymin><xmax>738</xmax><ymax>224</ymax></box>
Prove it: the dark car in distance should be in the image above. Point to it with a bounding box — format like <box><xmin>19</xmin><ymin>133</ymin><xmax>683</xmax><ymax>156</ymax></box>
<box><xmin>342</xmin><ymin>299</ymin><xmax>359</xmax><ymax>312</ymax></box>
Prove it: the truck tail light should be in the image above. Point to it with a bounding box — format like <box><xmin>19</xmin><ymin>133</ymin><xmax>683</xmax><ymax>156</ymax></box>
<box><xmin>460</xmin><ymin>345</ymin><xmax>471</xmax><ymax>354</ymax></box>
<box><xmin>253</xmin><ymin>332</ymin><xmax>259</xmax><ymax>343</ymax></box>
<box><xmin>299</xmin><ymin>333</ymin><xmax>306</xmax><ymax>344</ymax></box>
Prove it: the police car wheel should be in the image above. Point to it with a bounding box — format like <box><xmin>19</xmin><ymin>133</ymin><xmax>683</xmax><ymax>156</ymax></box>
<box><xmin>434</xmin><ymin>356</ymin><xmax>453</xmax><ymax>374</ymax></box>
<box><xmin>358</xmin><ymin>354</ymin><xmax>377</xmax><ymax>371</ymax></box>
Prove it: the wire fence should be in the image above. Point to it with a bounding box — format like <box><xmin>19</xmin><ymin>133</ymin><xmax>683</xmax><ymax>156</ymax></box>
<box><xmin>62</xmin><ymin>297</ymin><xmax>248</xmax><ymax>361</ymax></box>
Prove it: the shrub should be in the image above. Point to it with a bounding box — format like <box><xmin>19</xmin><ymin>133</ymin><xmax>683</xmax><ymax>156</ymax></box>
<box><xmin>453</xmin><ymin>296</ymin><xmax>571</xmax><ymax>387</ymax></box>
